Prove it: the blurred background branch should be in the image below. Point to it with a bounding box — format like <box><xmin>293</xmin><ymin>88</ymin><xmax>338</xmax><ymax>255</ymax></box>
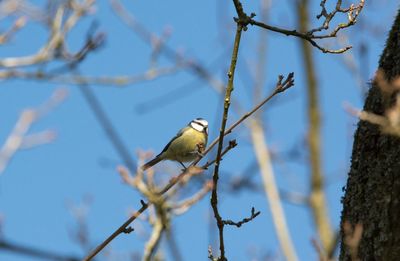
<box><xmin>0</xmin><ymin>88</ymin><xmax>66</xmax><ymax>174</ymax></box>
<box><xmin>297</xmin><ymin>0</ymin><xmax>334</xmax><ymax>252</ymax></box>
<box><xmin>0</xmin><ymin>239</ymin><xmax>81</xmax><ymax>261</ymax></box>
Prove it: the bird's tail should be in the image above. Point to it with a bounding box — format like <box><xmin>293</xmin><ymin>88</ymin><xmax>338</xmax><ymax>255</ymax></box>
<box><xmin>141</xmin><ymin>156</ymin><xmax>162</xmax><ymax>170</ymax></box>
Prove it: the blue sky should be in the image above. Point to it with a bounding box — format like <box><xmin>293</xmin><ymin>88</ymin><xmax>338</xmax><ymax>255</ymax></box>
<box><xmin>0</xmin><ymin>1</ymin><xmax>398</xmax><ymax>260</ymax></box>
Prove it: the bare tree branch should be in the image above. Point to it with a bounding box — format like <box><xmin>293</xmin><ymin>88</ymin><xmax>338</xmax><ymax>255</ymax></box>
<box><xmin>0</xmin><ymin>0</ymin><xmax>96</xmax><ymax>68</ymax></box>
<box><xmin>233</xmin><ymin>0</ymin><xmax>364</xmax><ymax>54</ymax></box>
<box><xmin>198</xmin><ymin>73</ymin><xmax>294</xmax><ymax>164</ymax></box>
<box><xmin>209</xmin><ymin>7</ymin><xmax>245</xmax><ymax>259</ymax></box>
<box><xmin>0</xmin><ymin>16</ymin><xmax>26</xmax><ymax>44</ymax></box>
<box><xmin>0</xmin><ymin>66</ymin><xmax>182</xmax><ymax>86</ymax></box>
<box><xmin>0</xmin><ymin>239</ymin><xmax>81</xmax><ymax>261</ymax></box>
<box><xmin>0</xmin><ymin>88</ymin><xmax>67</xmax><ymax>174</ymax></box>
<box><xmin>222</xmin><ymin>207</ymin><xmax>260</xmax><ymax>228</ymax></box>
<box><xmin>109</xmin><ymin>0</ymin><xmax>226</xmax><ymax>93</ymax></box>
<box><xmin>249</xmin><ymin>117</ymin><xmax>299</xmax><ymax>261</ymax></box>
<box><xmin>297</xmin><ymin>0</ymin><xmax>334</xmax><ymax>252</ymax></box>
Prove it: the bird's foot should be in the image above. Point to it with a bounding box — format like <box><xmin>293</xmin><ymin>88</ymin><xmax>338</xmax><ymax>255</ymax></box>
<box><xmin>179</xmin><ymin>161</ymin><xmax>187</xmax><ymax>171</ymax></box>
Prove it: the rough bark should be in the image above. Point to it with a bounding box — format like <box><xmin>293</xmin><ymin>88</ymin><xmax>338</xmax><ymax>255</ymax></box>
<box><xmin>340</xmin><ymin>9</ymin><xmax>400</xmax><ymax>261</ymax></box>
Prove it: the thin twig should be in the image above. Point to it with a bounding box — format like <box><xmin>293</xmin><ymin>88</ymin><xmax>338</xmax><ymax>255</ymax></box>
<box><xmin>172</xmin><ymin>181</ymin><xmax>213</xmax><ymax>215</ymax></box>
<box><xmin>233</xmin><ymin>0</ymin><xmax>364</xmax><ymax>54</ymax></box>
<box><xmin>0</xmin><ymin>0</ymin><xmax>96</xmax><ymax>68</ymax></box>
<box><xmin>202</xmin><ymin>140</ymin><xmax>237</xmax><ymax>169</ymax></box>
<box><xmin>210</xmin><ymin>13</ymin><xmax>244</xmax><ymax>259</ymax></box>
<box><xmin>83</xmin><ymin>165</ymin><xmax>202</xmax><ymax>261</ymax></box>
<box><xmin>0</xmin><ymin>17</ymin><xmax>26</xmax><ymax>44</ymax></box>
<box><xmin>109</xmin><ymin>0</ymin><xmax>226</xmax><ymax>94</ymax></box>
<box><xmin>222</xmin><ymin>207</ymin><xmax>260</xmax><ymax>227</ymax></box>
<box><xmin>197</xmin><ymin>72</ymin><xmax>294</xmax><ymax>163</ymax></box>
<box><xmin>82</xmin><ymin>199</ymin><xmax>149</xmax><ymax>261</ymax></box>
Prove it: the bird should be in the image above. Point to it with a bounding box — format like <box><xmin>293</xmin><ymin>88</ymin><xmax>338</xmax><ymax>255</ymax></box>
<box><xmin>141</xmin><ymin>118</ymin><xmax>208</xmax><ymax>170</ymax></box>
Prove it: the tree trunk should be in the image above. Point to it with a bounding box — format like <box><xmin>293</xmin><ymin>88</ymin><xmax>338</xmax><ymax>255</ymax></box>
<box><xmin>340</xmin><ymin>9</ymin><xmax>400</xmax><ymax>261</ymax></box>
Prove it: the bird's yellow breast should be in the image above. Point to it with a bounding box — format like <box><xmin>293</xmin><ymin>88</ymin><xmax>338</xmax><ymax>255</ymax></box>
<box><xmin>161</xmin><ymin>127</ymin><xmax>207</xmax><ymax>162</ymax></box>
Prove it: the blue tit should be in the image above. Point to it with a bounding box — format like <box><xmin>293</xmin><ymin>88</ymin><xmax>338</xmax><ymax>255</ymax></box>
<box><xmin>141</xmin><ymin>118</ymin><xmax>208</xmax><ymax>170</ymax></box>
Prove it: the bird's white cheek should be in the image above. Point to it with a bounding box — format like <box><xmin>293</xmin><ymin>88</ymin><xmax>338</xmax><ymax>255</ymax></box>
<box><xmin>190</xmin><ymin>122</ymin><xmax>204</xmax><ymax>132</ymax></box>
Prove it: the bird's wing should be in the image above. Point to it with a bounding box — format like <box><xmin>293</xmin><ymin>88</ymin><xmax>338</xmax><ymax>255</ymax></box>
<box><xmin>157</xmin><ymin>127</ymin><xmax>187</xmax><ymax>156</ymax></box>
